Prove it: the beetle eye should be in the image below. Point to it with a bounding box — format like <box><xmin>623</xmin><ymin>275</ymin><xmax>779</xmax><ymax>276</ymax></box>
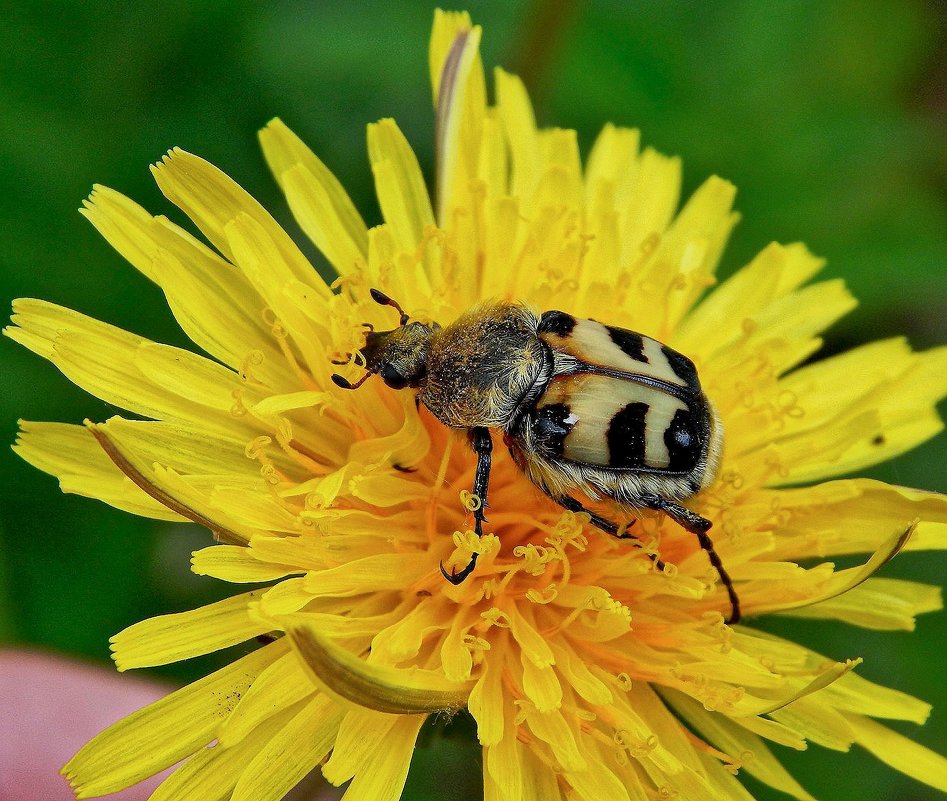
<box><xmin>379</xmin><ymin>364</ymin><xmax>408</xmax><ymax>390</ymax></box>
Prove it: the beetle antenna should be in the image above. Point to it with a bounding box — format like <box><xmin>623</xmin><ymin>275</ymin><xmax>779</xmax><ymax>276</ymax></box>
<box><xmin>370</xmin><ymin>288</ymin><xmax>409</xmax><ymax>326</ymax></box>
<box><xmin>331</xmin><ymin>372</ymin><xmax>371</xmax><ymax>390</ymax></box>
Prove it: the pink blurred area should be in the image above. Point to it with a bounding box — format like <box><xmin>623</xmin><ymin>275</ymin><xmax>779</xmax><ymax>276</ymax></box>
<box><xmin>0</xmin><ymin>649</ymin><xmax>173</xmax><ymax>801</ymax></box>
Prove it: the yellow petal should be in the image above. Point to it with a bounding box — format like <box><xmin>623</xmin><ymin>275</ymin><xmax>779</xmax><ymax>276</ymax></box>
<box><xmin>616</xmin><ymin>682</ymin><xmax>701</xmax><ymax>777</ymax></box>
<box><xmin>777</xmin><ymin>577</ymin><xmax>942</xmax><ymax>631</ymax></box>
<box><xmin>566</xmin><ymin>761</ymin><xmax>633</xmax><ymax>801</ymax></box>
<box><xmin>217</xmin><ymin>649</ymin><xmax>315</xmax><ymax>745</ymax></box>
<box><xmin>288</xmin><ymin>625</ymin><xmax>472</xmax><ymax>714</ymax></box>
<box><xmin>335</xmin><ymin>714</ymin><xmax>424</xmax><ymax>801</ymax></box>
<box><xmin>520</xmin><ymin>658</ymin><xmax>562</xmax><ymax>712</ymax></box>
<box><xmin>12</xmin><ymin>420</ymin><xmax>185</xmax><ymax>521</ymax></box>
<box><xmin>820</xmin><ymin>668</ymin><xmax>931</xmax><ymax>725</ymax></box>
<box><xmin>86</xmin><ymin>420</ymin><xmax>252</xmax><ymax>545</ymax></box>
<box><xmin>772</xmin><ymin>342</ymin><xmax>947</xmax><ymax>483</ymax></box>
<box><xmin>62</xmin><ymin>640</ymin><xmax>285</xmax><ymax>797</ymax></box>
<box><xmin>429</xmin><ymin>10</ymin><xmax>473</xmax><ymax>101</ymax></box>
<box><xmin>148</xmin><ymin>702</ymin><xmax>298</xmax><ymax>801</ymax></box>
<box><xmin>495</xmin><ymin>68</ymin><xmax>540</xmax><ymax>202</ymax></box>
<box><xmin>845</xmin><ymin>714</ymin><xmax>947</xmax><ymax>792</ymax></box>
<box><xmin>676</xmin><ymin>241</ymin><xmax>824</xmax><ymax>355</ymax></box>
<box><xmin>191</xmin><ymin>544</ymin><xmax>302</xmax><ymax>583</ymax></box>
<box><xmin>767</xmin><ymin>479</ymin><xmax>947</xmax><ymax>560</ymax></box>
<box><xmin>369</xmin><ymin>599</ymin><xmax>448</xmax><ymax>663</ymax></box>
<box><xmin>367</xmin><ymin>118</ymin><xmax>435</xmax><ymax>255</ymax></box>
<box><xmin>301</xmin><ymin>552</ymin><xmax>431</xmax><ymax>597</ymax></box>
<box><xmin>585</xmin><ymin>123</ymin><xmax>641</xmax><ymax>205</ymax></box>
<box><xmin>619</xmin><ymin>146</ymin><xmax>682</xmax><ymax>264</ymax></box>
<box><xmin>259</xmin><ymin>118</ymin><xmax>368</xmax><ymax>275</ymax></box>
<box><xmin>771</xmin><ymin>697</ymin><xmax>856</xmax><ymax>752</ymax></box>
<box><xmin>5</xmin><ymin>299</ymin><xmax>248</xmax><ymax>430</ymax></box>
<box><xmin>640</xmin><ymin>175</ymin><xmax>738</xmax><ymax>335</ymax></box>
<box><xmin>524</xmin><ymin>708</ymin><xmax>586</xmax><ymax>772</ymax></box>
<box><xmin>692</xmin><ymin>750</ymin><xmax>760</xmax><ymax>801</ymax></box>
<box><xmin>148</xmin><ymin>712</ymin><xmax>287</xmax><ymax>801</ymax></box>
<box><xmin>757</xmin><ymin>523</ymin><xmax>914</xmax><ymax>616</ymax></box>
<box><xmin>231</xmin><ymin>694</ymin><xmax>344</xmax><ymax>801</ymax></box>
<box><xmin>749</xmin><ymin>279</ymin><xmax>858</xmax><ymax>374</ymax></box>
<box><xmin>485</xmin><ymin>719</ymin><xmax>524</xmax><ymax>801</ymax></box>
<box><xmin>322</xmin><ymin>708</ymin><xmax>398</xmax><ymax>785</ymax></box>
<box><xmin>222</xmin><ymin>211</ymin><xmax>328</xmax><ymax>377</ymax></box>
<box><xmin>549</xmin><ymin>641</ymin><xmax>613</xmax><ymax>706</ymax></box>
<box><xmin>519</xmin><ymin>738</ymin><xmax>563</xmax><ymax>801</ymax></box>
<box><xmin>110</xmin><ymin>590</ymin><xmax>271</xmax><ymax>671</ymax></box>
<box><xmin>151</xmin><ymin>147</ymin><xmax>327</xmax><ymax>292</ymax></box>
<box><xmin>665</xmin><ymin>689</ymin><xmax>817</xmax><ymax>801</ymax></box>
<box><xmin>80</xmin><ymin>186</ymin><xmax>288</xmax><ymax>381</ymax></box>
<box><xmin>431</xmin><ymin>19</ymin><xmax>485</xmax><ymax>222</ymax></box>
<box><xmin>743</xmin><ymin>658</ymin><xmax>863</xmax><ymax>717</ymax></box>
<box><xmin>467</xmin><ymin>644</ymin><xmax>506</xmax><ymax>745</ymax></box>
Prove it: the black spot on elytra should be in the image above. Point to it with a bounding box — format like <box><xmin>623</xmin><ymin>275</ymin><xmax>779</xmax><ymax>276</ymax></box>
<box><xmin>607</xmin><ymin>326</ymin><xmax>648</xmax><ymax>363</ymax></box>
<box><xmin>538</xmin><ymin>310</ymin><xmax>576</xmax><ymax>337</ymax></box>
<box><xmin>532</xmin><ymin>402</ymin><xmax>574</xmax><ymax>457</ymax></box>
<box><xmin>607</xmin><ymin>402</ymin><xmax>648</xmax><ymax>468</ymax></box>
<box><xmin>665</xmin><ymin>407</ymin><xmax>701</xmax><ymax>472</ymax></box>
<box><xmin>662</xmin><ymin>345</ymin><xmax>700</xmax><ymax>390</ymax></box>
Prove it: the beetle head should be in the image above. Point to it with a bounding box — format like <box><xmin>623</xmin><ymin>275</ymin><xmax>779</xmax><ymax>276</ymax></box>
<box><xmin>332</xmin><ymin>290</ymin><xmax>436</xmax><ymax>391</ymax></box>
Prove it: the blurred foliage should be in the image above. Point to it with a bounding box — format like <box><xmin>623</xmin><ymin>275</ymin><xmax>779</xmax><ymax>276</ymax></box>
<box><xmin>0</xmin><ymin>1</ymin><xmax>944</xmax><ymax>800</ymax></box>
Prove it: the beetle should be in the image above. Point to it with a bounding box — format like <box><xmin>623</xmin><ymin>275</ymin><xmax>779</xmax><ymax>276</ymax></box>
<box><xmin>333</xmin><ymin>289</ymin><xmax>739</xmax><ymax>623</ymax></box>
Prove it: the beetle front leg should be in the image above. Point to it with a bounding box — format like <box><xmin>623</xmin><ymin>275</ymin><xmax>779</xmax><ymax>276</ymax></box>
<box><xmin>642</xmin><ymin>495</ymin><xmax>741</xmax><ymax>624</ymax></box>
<box><xmin>440</xmin><ymin>427</ymin><xmax>493</xmax><ymax>585</ymax></box>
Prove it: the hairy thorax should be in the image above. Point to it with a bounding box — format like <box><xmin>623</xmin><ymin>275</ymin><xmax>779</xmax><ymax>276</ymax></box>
<box><xmin>420</xmin><ymin>303</ymin><xmax>548</xmax><ymax>429</ymax></box>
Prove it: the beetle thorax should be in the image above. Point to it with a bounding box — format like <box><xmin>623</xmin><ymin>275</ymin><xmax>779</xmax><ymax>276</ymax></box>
<box><xmin>419</xmin><ymin>303</ymin><xmax>548</xmax><ymax>429</ymax></box>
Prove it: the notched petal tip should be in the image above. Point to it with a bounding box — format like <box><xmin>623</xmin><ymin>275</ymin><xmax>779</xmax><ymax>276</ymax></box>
<box><xmin>287</xmin><ymin>625</ymin><xmax>473</xmax><ymax>715</ymax></box>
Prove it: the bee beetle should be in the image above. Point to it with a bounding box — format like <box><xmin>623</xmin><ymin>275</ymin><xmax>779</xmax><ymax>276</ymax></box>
<box><xmin>333</xmin><ymin>289</ymin><xmax>739</xmax><ymax>623</ymax></box>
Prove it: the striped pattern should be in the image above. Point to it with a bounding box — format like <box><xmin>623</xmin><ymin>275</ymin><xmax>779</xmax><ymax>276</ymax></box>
<box><xmin>531</xmin><ymin>312</ymin><xmax>710</xmax><ymax>474</ymax></box>
<box><xmin>539</xmin><ymin>314</ymin><xmax>699</xmax><ymax>391</ymax></box>
<box><xmin>533</xmin><ymin>374</ymin><xmax>701</xmax><ymax>470</ymax></box>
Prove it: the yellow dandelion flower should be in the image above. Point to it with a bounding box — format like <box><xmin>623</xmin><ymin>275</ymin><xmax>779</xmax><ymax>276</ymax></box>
<box><xmin>8</xmin><ymin>9</ymin><xmax>947</xmax><ymax>801</ymax></box>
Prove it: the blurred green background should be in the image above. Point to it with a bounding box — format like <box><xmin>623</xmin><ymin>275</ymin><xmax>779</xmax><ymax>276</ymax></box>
<box><xmin>1</xmin><ymin>1</ymin><xmax>945</xmax><ymax>799</ymax></box>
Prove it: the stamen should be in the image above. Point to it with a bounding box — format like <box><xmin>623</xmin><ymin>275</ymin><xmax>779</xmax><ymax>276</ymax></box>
<box><xmin>460</xmin><ymin>490</ymin><xmax>482</xmax><ymax>512</ymax></box>
<box><xmin>273</xmin><ymin>422</ymin><xmax>333</xmax><ymax>475</ymax></box>
<box><xmin>480</xmin><ymin>608</ymin><xmax>511</xmax><ymax>629</ymax></box>
<box><xmin>525</xmin><ymin>585</ymin><xmax>558</xmax><ymax>605</ymax></box>
<box><xmin>244</xmin><ymin>436</ymin><xmax>272</xmax><ymax>461</ymax></box>
<box><xmin>239</xmin><ymin>349</ymin><xmax>266</xmax><ymax>386</ymax></box>
<box><xmin>229</xmin><ymin>388</ymin><xmax>248</xmax><ymax>418</ymax></box>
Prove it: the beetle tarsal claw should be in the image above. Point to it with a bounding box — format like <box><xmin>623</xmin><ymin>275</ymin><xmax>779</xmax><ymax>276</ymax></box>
<box><xmin>440</xmin><ymin>552</ymin><xmax>479</xmax><ymax>585</ymax></box>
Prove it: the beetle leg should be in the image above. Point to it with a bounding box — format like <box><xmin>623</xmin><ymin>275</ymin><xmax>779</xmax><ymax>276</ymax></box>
<box><xmin>641</xmin><ymin>495</ymin><xmax>741</xmax><ymax>625</ymax></box>
<box><xmin>542</xmin><ymin>492</ymin><xmax>666</xmax><ymax>573</ymax></box>
<box><xmin>440</xmin><ymin>427</ymin><xmax>493</xmax><ymax>585</ymax></box>
<box><xmin>468</xmin><ymin>427</ymin><xmax>493</xmax><ymax>537</ymax></box>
